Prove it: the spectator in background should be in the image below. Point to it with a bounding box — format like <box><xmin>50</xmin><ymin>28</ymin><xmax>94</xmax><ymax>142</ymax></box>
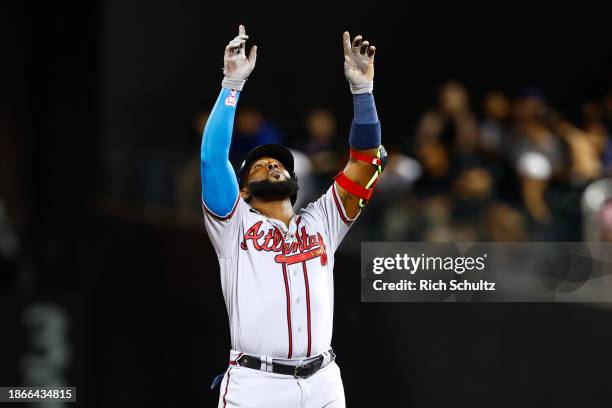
<box><xmin>438</xmin><ymin>162</ymin><xmax>495</xmax><ymax>241</ymax></box>
<box><xmin>516</xmin><ymin>149</ymin><xmax>553</xmax><ymax>223</ymax></box>
<box><xmin>452</xmin><ymin>164</ymin><xmax>494</xmax><ymax>220</ymax></box>
<box><xmin>413</xmin><ymin>81</ymin><xmax>480</xmax><ymax>197</ymax></box>
<box><xmin>229</xmin><ymin>106</ymin><xmax>283</xmax><ymax>168</ymax></box>
<box><xmin>413</xmin><ymin>111</ymin><xmax>451</xmax><ymax>194</ymax></box>
<box><xmin>437</xmin><ymin>81</ymin><xmax>480</xmax><ymax>156</ymax></box>
<box><xmin>480</xmin><ymin>91</ymin><xmax>512</xmax><ymax>154</ymax></box>
<box><xmin>580</xmin><ymin>100</ymin><xmax>612</xmax><ymax>175</ymax></box>
<box><xmin>584</xmin><ymin>122</ymin><xmax>611</xmax><ymax>175</ymax></box>
<box><xmin>479</xmin><ymin>90</ymin><xmax>519</xmax><ymax>204</ymax></box>
<box><xmin>511</xmin><ymin>89</ymin><xmax>563</xmax><ymax>173</ymax></box>
<box><xmin>537</xmin><ymin>115</ymin><xmax>606</xmax><ymax>241</ymax></box>
<box><xmin>510</xmin><ymin>89</ymin><xmax>563</xmax><ymax>223</ymax></box>
<box><xmin>556</xmin><ymin>120</ymin><xmax>602</xmax><ymax>184</ymax></box>
<box><xmin>479</xmin><ymin>203</ymin><xmax>528</xmax><ymax>241</ymax></box>
<box><xmin>300</xmin><ymin>108</ymin><xmax>342</xmax><ymax>192</ymax></box>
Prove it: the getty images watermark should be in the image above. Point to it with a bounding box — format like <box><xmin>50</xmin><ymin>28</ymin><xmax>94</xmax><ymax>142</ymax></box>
<box><xmin>361</xmin><ymin>242</ymin><xmax>612</xmax><ymax>302</ymax></box>
<box><xmin>371</xmin><ymin>252</ymin><xmax>492</xmax><ymax>291</ymax></box>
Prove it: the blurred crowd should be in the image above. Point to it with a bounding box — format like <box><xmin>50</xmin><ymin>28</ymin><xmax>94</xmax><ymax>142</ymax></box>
<box><xmin>108</xmin><ymin>82</ymin><xmax>612</xmax><ymax>243</ymax></box>
<box><xmin>371</xmin><ymin>82</ymin><xmax>612</xmax><ymax>243</ymax></box>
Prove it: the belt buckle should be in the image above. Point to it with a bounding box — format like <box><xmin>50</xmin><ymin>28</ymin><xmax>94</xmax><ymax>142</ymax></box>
<box><xmin>293</xmin><ymin>365</ymin><xmax>300</xmax><ymax>379</ymax></box>
<box><xmin>293</xmin><ymin>362</ymin><xmax>311</xmax><ymax>379</ymax></box>
<box><xmin>293</xmin><ymin>358</ymin><xmax>320</xmax><ymax>379</ymax></box>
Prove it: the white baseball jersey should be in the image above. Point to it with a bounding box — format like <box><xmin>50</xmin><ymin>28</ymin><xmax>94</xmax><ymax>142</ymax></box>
<box><xmin>204</xmin><ymin>184</ymin><xmax>356</xmax><ymax>359</ymax></box>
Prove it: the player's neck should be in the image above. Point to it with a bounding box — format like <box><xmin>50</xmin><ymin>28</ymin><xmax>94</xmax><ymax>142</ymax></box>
<box><xmin>250</xmin><ymin>197</ymin><xmax>294</xmax><ymax>228</ymax></box>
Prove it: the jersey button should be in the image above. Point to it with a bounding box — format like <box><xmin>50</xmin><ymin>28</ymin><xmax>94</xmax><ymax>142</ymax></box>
<box><xmin>296</xmin><ymin>297</ymin><xmax>301</xmax><ymax>304</ymax></box>
<box><xmin>297</xmin><ymin>327</ymin><xmax>302</xmax><ymax>333</ymax></box>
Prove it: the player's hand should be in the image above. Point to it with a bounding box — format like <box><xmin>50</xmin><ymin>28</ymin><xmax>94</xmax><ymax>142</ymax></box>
<box><xmin>342</xmin><ymin>31</ymin><xmax>376</xmax><ymax>94</ymax></box>
<box><xmin>223</xmin><ymin>24</ymin><xmax>257</xmax><ymax>82</ymax></box>
<box><xmin>221</xmin><ymin>25</ymin><xmax>256</xmax><ymax>91</ymax></box>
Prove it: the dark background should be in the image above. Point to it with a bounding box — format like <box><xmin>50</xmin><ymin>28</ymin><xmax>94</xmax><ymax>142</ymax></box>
<box><xmin>1</xmin><ymin>1</ymin><xmax>612</xmax><ymax>407</ymax></box>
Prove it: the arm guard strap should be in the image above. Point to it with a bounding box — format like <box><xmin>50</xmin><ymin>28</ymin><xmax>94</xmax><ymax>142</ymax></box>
<box><xmin>334</xmin><ymin>146</ymin><xmax>387</xmax><ymax>208</ymax></box>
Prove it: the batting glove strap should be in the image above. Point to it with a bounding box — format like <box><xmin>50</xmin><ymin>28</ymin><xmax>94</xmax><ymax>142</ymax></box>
<box><xmin>350</xmin><ymin>80</ymin><xmax>374</xmax><ymax>95</ymax></box>
<box><xmin>222</xmin><ymin>77</ymin><xmax>247</xmax><ymax>92</ymax></box>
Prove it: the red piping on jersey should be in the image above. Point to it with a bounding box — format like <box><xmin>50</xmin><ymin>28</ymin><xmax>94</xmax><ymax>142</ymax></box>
<box><xmin>222</xmin><ymin>368</ymin><xmax>232</xmax><ymax>407</ymax></box>
<box><xmin>295</xmin><ymin>216</ymin><xmax>312</xmax><ymax>357</ymax></box>
<box><xmin>275</xmin><ymin>225</ymin><xmax>293</xmax><ymax>359</ymax></box>
<box><xmin>302</xmin><ymin>261</ymin><xmax>312</xmax><ymax>357</ymax></box>
<box><xmin>281</xmin><ymin>262</ymin><xmax>293</xmax><ymax>359</ymax></box>
<box><xmin>202</xmin><ymin>194</ymin><xmax>240</xmax><ymax>221</ymax></box>
<box><xmin>331</xmin><ymin>183</ymin><xmax>352</xmax><ymax>225</ymax></box>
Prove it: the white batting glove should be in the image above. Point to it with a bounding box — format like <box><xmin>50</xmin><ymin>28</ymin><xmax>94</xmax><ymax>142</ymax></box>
<box><xmin>222</xmin><ymin>24</ymin><xmax>257</xmax><ymax>91</ymax></box>
<box><xmin>342</xmin><ymin>31</ymin><xmax>376</xmax><ymax>94</ymax></box>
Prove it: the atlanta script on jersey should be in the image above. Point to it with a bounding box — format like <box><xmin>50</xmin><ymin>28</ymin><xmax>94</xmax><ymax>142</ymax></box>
<box><xmin>203</xmin><ymin>184</ymin><xmax>357</xmax><ymax>359</ymax></box>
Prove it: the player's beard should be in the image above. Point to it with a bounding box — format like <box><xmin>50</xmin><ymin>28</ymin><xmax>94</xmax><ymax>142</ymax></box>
<box><xmin>248</xmin><ymin>178</ymin><xmax>299</xmax><ymax>202</ymax></box>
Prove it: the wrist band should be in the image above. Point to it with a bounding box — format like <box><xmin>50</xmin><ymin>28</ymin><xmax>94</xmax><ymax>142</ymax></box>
<box><xmin>350</xmin><ymin>80</ymin><xmax>374</xmax><ymax>94</ymax></box>
<box><xmin>222</xmin><ymin>77</ymin><xmax>246</xmax><ymax>92</ymax></box>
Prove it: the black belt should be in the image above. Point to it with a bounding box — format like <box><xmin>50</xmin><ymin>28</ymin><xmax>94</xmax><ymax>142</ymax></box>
<box><xmin>233</xmin><ymin>349</ymin><xmax>335</xmax><ymax>379</ymax></box>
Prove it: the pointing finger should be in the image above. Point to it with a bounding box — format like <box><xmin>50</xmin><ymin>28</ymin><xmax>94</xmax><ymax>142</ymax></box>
<box><xmin>342</xmin><ymin>31</ymin><xmax>351</xmax><ymax>56</ymax></box>
<box><xmin>239</xmin><ymin>24</ymin><xmax>246</xmax><ymax>36</ymax></box>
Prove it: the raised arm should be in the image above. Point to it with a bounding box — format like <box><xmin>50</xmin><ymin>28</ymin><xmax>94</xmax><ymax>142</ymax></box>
<box><xmin>334</xmin><ymin>31</ymin><xmax>383</xmax><ymax>219</ymax></box>
<box><xmin>201</xmin><ymin>25</ymin><xmax>257</xmax><ymax>216</ymax></box>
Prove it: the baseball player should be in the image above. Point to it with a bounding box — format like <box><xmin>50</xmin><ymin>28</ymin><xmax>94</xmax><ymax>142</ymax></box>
<box><xmin>201</xmin><ymin>25</ymin><xmax>385</xmax><ymax>408</ymax></box>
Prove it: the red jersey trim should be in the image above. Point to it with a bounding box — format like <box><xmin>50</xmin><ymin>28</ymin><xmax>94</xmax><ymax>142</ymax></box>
<box><xmin>222</xmin><ymin>368</ymin><xmax>232</xmax><ymax>407</ymax></box>
<box><xmin>331</xmin><ymin>183</ymin><xmax>359</xmax><ymax>225</ymax></box>
<box><xmin>276</xmin><ymin>225</ymin><xmax>293</xmax><ymax>359</ymax></box>
<box><xmin>295</xmin><ymin>215</ymin><xmax>312</xmax><ymax>357</ymax></box>
<box><xmin>302</xmin><ymin>261</ymin><xmax>312</xmax><ymax>357</ymax></box>
<box><xmin>281</xmin><ymin>262</ymin><xmax>293</xmax><ymax>359</ymax></box>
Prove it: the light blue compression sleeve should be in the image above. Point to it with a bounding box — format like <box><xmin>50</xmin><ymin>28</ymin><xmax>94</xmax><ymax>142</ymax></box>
<box><xmin>200</xmin><ymin>88</ymin><xmax>240</xmax><ymax>216</ymax></box>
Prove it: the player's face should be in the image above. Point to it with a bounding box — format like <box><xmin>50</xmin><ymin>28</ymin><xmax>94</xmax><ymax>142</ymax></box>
<box><xmin>242</xmin><ymin>156</ymin><xmax>298</xmax><ymax>203</ymax></box>
<box><xmin>246</xmin><ymin>157</ymin><xmax>291</xmax><ymax>184</ymax></box>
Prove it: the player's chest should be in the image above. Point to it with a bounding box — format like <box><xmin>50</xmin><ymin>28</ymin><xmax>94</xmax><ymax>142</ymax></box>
<box><xmin>239</xmin><ymin>217</ymin><xmax>328</xmax><ymax>267</ymax></box>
